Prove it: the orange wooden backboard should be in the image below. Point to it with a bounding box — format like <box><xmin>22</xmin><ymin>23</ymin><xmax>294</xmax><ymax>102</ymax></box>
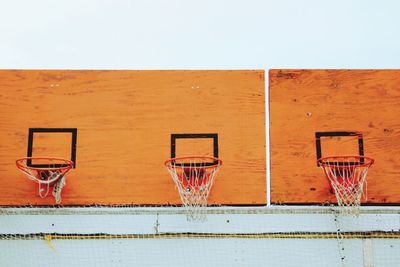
<box><xmin>269</xmin><ymin>69</ymin><xmax>400</xmax><ymax>205</ymax></box>
<box><xmin>0</xmin><ymin>70</ymin><xmax>266</xmax><ymax>206</ymax></box>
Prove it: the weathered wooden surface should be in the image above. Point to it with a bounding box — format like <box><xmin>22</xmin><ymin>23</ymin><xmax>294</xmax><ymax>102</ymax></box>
<box><xmin>0</xmin><ymin>70</ymin><xmax>266</xmax><ymax>205</ymax></box>
<box><xmin>270</xmin><ymin>69</ymin><xmax>400</xmax><ymax>204</ymax></box>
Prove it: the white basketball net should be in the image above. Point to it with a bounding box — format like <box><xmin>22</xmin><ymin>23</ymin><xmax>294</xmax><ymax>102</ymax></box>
<box><xmin>165</xmin><ymin>157</ymin><xmax>222</xmax><ymax>221</ymax></box>
<box><xmin>16</xmin><ymin>158</ymin><xmax>73</xmax><ymax>204</ymax></box>
<box><xmin>319</xmin><ymin>156</ymin><xmax>374</xmax><ymax>214</ymax></box>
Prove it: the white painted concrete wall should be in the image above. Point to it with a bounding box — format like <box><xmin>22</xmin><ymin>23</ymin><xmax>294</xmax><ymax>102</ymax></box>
<box><xmin>1</xmin><ymin>207</ymin><xmax>399</xmax><ymax>266</ymax></box>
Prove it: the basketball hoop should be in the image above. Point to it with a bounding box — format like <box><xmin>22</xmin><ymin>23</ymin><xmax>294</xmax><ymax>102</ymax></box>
<box><xmin>318</xmin><ymin>156</ymin><xmax>374</xmax><ymax>214</ymax></box>
<box><xmin>165</xmin><ymin>156</ymin><xmax>222</xmax><ymax>221</ymax></box>
<box><xmin>16</xmin><ymin>157</ymin><xmax>74</xmax><ymax>204</ymax></box>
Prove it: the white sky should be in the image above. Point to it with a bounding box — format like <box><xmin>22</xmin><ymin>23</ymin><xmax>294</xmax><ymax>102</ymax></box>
<box><xmin>0</xmin><ymin>0</ymin><xmax>399</xmax><ymax>69</ymax></box>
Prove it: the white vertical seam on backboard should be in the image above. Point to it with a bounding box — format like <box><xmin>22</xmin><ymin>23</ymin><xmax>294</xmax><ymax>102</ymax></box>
<box><xmin>266</xmin><ymin>73</ymin><xmax>271</xmax><ymax>206</ymax></box>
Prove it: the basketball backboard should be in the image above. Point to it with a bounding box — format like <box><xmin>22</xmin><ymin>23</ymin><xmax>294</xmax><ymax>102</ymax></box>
<box><xmin>269</xmin><ymin>69</ymin><xmax>400</xmax><ymax>205</ymax></box>
<box><xmin>0</xmin><ymin>70</ymin><xmax>266</xmax><ymax>206</ymax></box>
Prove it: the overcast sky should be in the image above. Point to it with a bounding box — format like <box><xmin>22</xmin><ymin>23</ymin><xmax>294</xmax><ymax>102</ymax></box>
<box><xmin>0</xmin><ymin>0</ymin><xmax>399</xmax><ymax>69</ymax></box>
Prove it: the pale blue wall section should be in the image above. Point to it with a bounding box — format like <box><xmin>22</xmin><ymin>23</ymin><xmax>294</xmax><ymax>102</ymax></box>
<box><xmin>0</xmin><ymin>207</ymin><xmax>399</xmax><ymax>266</ymax></box>
<box><xmin>1</xmin><ymin>238</ymin><xmax>400</xmax><ymax>266</ymax></box>
<box><xmin>0</xmin><ymin>239</ymin><xmax>354</xmax><ymax>267</ymax></box>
